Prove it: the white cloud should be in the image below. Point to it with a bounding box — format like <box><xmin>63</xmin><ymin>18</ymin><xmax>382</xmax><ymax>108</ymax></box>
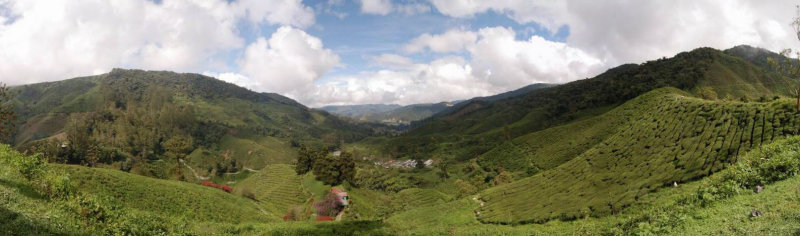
<box><xmin>428</xmin><ymin>0</ymin><xmax>567</xmax><ymax>31</ymax></box>
<box><xmin>237</xmin><ymin>26</ymin><xmax>340</xmax><ymax>95</ymax></box>
<box><xmin>427</xmin><ymin>0</ymin><xmax>800</xmax><ymax>66</ymax></box>
<box><xmin>396</xmin><ymin>3</ymin><xmax>431</xmax><ymax>15</ymax></box>
<box><xmin>403</xmin><ymin>29</ymin><xmax>477</xmax><ymax>53</ymax></box>
<box><xmin>358</xmin><ymin>0</ymin><xmax>430</xmax><ymax>16</ymax></box>
<box><xmin>235</xmin><ymin>0</ymin><xmax>315</xmax><ymax>28</ymax></box>
<box><xmin>0</xmin><ymin>0</ymin><xmax>315</xmax><ymax>86</ymax></box>
<box><xmin>359</xmin><ymin>0</ymin><xmax>393</xmax><ymax>15</ymax></box>
<box><xmin>469</xmin><ymin>27</ymin><xmax>603</xmax><ymax>86</ymax></box>
<box><xmin>298</xmin><ymin>26</ymin><xmax>602</xmax><ymax>106</ymax></box>
<box><xmin>304</xmin><ymin>56</ymin><xmax>493</xmax><ymax>106</ymax></box>
<box><xmin>372</xmin><ymin>53</ymin><xmax>414</xmax><ymax>69</ymax></box>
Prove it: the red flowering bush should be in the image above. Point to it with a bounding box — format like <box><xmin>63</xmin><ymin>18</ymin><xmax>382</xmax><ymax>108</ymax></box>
<box><xmin>220</xmin><ymin>185</ymin><xmax>232</xmax><ymax>193</ymax></box>
<box><xmin>200</xmin><ymin>181</ymin><xmax>232</xmax><ymax>193</ymax></box>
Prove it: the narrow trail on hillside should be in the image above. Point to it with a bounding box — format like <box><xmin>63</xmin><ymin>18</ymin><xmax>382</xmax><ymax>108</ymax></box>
<box><xmin>222</xmin><ymin>167</ymin><xmax>261</xmax><ymax>175</ymax></box>
<box><xmin>180</xmin><ymin>159</ymin><xmax>210</xmax><ymax>180</ymax></box>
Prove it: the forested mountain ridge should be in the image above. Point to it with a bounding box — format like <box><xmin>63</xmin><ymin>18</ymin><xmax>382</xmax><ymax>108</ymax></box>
<box><xmin>8</xmin><ymin>69</ymin><xmax>376</xmax><ymax>178</ymax></box>
<box><xmin>378</xmin><ymin>46</ymin><xmax>799</xmax><ymax>160</ymax></box>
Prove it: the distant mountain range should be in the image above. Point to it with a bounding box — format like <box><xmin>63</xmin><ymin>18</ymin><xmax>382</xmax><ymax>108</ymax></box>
<box><xmin>319</xmin><ymin>102</ymin><xmax>454</xmax><ymax>125</ymax></box>
<box><xmin>318</xmin><ymin>83</ymin><xmax>553</xmax><ymax>125</ymax></box>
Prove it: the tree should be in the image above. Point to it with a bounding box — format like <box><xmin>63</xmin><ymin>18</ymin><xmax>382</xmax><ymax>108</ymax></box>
<box><xmin>64</xmin><ymin>116</ymin><xmax>94</xmax><ymax>165</ymax></box>
<box><xmin>0</xmin><ymin>83</ymin><xmax>15</xmax><ymax>141</ymax></box>
<box><xmin>768</xmin><ymin>5</ymin><xmax>800</xmax><ymax>113</ymax></box>
<box><xmin>295</xmin><ymin>145</ymin><xmax>316</xmax><ymax>175</ymax></box>
<box><xmin>436</xmin><ymin>160</ymin><xmax>450</xmax><ymax>179</ymax></box>
<box><xmin>309</xmin><ymin>149</ymin><xmax>356</xmax><ymax>186</ymax></box>
<box><xmin>164</xmin><ymin>134</ymin><xmax>193</xmax><ymax>179</ymax></box>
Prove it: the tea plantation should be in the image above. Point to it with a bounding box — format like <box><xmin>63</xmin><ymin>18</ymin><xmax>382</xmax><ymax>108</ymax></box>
<box><xmin>478</xmin><ymin>87</ymin><xmax>800</xmax><ymax>224</ymax></box>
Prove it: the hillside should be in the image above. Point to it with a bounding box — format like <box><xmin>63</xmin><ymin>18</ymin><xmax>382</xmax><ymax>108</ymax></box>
<box><xmin>477</xmin><ymin>87</ymin><xmax>799</xmax><ymax>223</ymax></box>
<box><xmin>376</xmin><ymin>47</ymin><xmax>798</xmax><ymax>160</ymax></box>
<box><xmin>8</xmin><ymin>69</ymin><xmax>375</xmax><ymax>180</ymax></box>
<box><xmin>4</xmin><ymin>133</ymin><xmax>800</xmax><ymax>235</ymax></box>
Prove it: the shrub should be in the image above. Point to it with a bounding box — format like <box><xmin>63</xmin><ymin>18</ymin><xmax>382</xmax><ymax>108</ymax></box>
<box><xmin>13</xmin><ymin>152</ymin><xmax>46</xmax><ymax>181</ymax></box>
<box><xmin>68</xmin><ymin>194</ymin><xmax>113</xmax><ymax>225</ymax></box>
<box><xmin>220</xmin><ymin>185</ymin><xmax>233</xmax><ymax>193</ymax></box>
<box><xmin>314</xmin><ymin>192</ymin><xmax>344</xmax><ymax>217</ymax></box>
<box><xmin>454</xmin><ymin>179</ymin><xmax>478</xmax><ymax>197</ymax></box>
<box><xmin>283</xmin><ymin>205</ymin><xmax>306</xmax><ymax>221</ymax></box>
<box><xmin>756</xmin><ymin>151</ymin><xmax>800</xmax><ymax>183</ymax></box>
<box><xmin>241</xmin><ymin>188</ymin><xmax>257</xmax><ymax>201</ymax></box>
<box><xmin>36</xmin><ymin>171</ymin><xmax>76</xmax><ymax>199</ymax></box>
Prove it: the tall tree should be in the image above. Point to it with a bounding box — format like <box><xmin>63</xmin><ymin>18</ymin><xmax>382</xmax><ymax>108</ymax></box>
<box><xmin>295</xmin><ymin>145</ymin><xmax>316</xmax><ymax>175</ymax></box>
<box><xmin>164</xmin><ymin>134</ymin><xmax>193</xmax><ymax>179</ymax></box>
<box><xmin>0</xmin><ymin>83</ymin><xmax>15</xmax><ymax>141</ymax></box>
<box><xmin>768</xmin><ymin>6</ymin><xmax>800</xmax><ymax>113</ymax></box>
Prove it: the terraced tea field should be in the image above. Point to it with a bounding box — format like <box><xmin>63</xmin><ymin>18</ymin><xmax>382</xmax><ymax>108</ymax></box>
<box><xmin>234</xmin><ymin>164</ymin><xmax>310</xmax><ymax>217</ymax></box>
<box><xmin>478</xmin><ymin>87</ymin><xmax>800</xmax><ymax>224</ymax></box>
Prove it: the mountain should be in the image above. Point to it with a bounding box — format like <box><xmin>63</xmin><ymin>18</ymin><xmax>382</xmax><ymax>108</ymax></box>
<box><xmin>377</xmin><ymin>47</ymin><xmax>798</xmax><ymax>160</ymax></box>
<box><xmin>4</xmin><ymin>46</ymin><xmax>800</xmax><ymax>235</ymax></box>
<box><xmin>8</xmin><ymin>69</ymin><xmax>375</xmax><ymax>178</ymax></box>
<box><xmin>318</xmin><ymin>104</ymin><xmax>402</xmax><ymax>120</ymax></box>
<box><xmin>319</xmin><ymin>84</ymin><xmax>553</xmax><ymax>126</ymax></box>
<box><xmin>320</xmin><ymin>102</ymin><xmax>455</xmax><ymax>125</ymax></box>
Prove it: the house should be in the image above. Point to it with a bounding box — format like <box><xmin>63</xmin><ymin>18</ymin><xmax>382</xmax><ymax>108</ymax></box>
<box><xmin>331</xmin><ymin>188</ymin><xmax>349</xmax><ymax>206</ymax></box>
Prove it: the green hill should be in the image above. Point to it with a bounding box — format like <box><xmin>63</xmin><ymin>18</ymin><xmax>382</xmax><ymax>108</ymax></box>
<box><xmin>378</xmin><ymin>47</ymin><xmax>797</xmax><ymax>160</ymax></box>
<box><xmin>477</xmin><ymin>87</ymin><xmax>799</xmax><ymax>224</ymax></box>
<box><xmin>8</xmin><ymin>69</ymin><xmax>376</xmax><ymax>180</ymax></box>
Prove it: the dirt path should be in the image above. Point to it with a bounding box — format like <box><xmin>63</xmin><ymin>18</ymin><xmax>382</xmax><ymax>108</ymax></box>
<box><xmin>180</xmin><ymin>159</ymin><xmax>210</xmax><ymax>180</ymax></box>
<box><xmin>222</xmin><ymin>167</ymin><xmax>260</xmax><ymax>175</ymax></box>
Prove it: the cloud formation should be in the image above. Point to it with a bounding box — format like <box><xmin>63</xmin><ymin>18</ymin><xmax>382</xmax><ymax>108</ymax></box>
<box><xmin>427</xmin><ymin>0</ymin><xmax>799</xmax><ymax>66</ymax></box>
<box><xmin>358</xmin><ymin>0</ymin><xmax>430</xmax><ymax>16</ymax></box>
<box><xmin>303</xmin><ymin>26</ymin><xmax>603</xmax><ymax>106</ymax></box>
<box><xmin>0</xmin><ymin>0</ymin><xmax>314</xmax><ymax>85</ymax></box>
<box><xmin>2</xmin><ymin>0</ymin><xmax>799</xmax><ymax>107</ymax></box>
<box><xmin>237</xmin><ymin>26</ymin><xmax>340</xmax><ymax>95</ymax></box>
<box><xmin>402</xmin><ymin>29</ymin><xmax>477</xmax><ymax>53</ymax></box>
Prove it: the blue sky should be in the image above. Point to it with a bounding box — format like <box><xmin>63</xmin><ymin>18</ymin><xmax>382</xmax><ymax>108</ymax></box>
<box><xmin>0</xmin><ymin>0</ymin><xmax>796</xmax><ymax>106</ymax></box>
<box><xmin>237</xmin><ymin>0</ymin><xmax>570</xmax><ymax>84</ymax></box>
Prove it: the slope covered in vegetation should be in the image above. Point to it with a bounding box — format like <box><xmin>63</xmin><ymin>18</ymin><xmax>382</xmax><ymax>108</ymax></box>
<box><xmin>8</xmin><ymin>69</ymin><xmax>376</xmax><ymax>180</ymax></box>
<box><xmin>477</xmin><ymin>87</ymin><xmax>800</xmax><ymax>224</ymax></box>
<box><xmin>379</xmin><ymin>47</ymin><xmax>797</xmax><ymax>160</ymax></box>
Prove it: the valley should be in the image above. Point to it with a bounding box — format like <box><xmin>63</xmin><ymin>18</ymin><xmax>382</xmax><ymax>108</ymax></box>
<box><xmin>2</xmin><ymin>45</ymin><xmax>800</xmax><ymax>235</ymax></box>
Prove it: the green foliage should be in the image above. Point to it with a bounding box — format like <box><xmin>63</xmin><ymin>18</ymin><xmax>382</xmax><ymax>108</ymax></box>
<box><xmin>11</xmin><ymin>152</ymin><xmax>46</xmax><ymax>181</ymax></box>
<box><xmin>295</xmin><ymin>145</ymin><xmax>318</xmax><ymax>175</ymax></box>
<box><xmin>0</xmin><ymin>82</ymin><xmax>15</xmax><ymax>140</ymax></box>
<box><xmin>311</xmin><ymin>151</ymin><xmax>356</xmax><ymax>186</ymax></box>
<box><xmin>36</xmin><ymin>170</ymin><xmax>76</xmax><ymax>200</ymax></box>
<box><xmin>478</xmin><ymin>88</ymin><xmax>800</xmax><ymax>224</ymax></box>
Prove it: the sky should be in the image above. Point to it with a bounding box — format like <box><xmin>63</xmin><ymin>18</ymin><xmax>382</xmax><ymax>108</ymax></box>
<box><xmin>0</xmin><ymin>0</ymin><xmax>798</xmax><ymax>107</ymax></box>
